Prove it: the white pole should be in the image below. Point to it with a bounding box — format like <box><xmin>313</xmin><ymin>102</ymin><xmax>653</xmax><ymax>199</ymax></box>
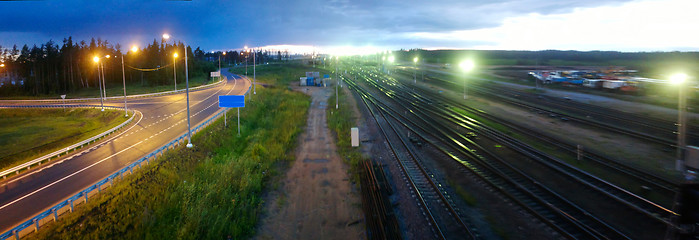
<box><xmin>98</xmin><ymin>63</ymin><xmax>104</xmax><ymax>111</ymax></box>
<box><xmin>252</xmin><ymin>50</ymin><xmax>257</xmax><ymax>94</ymax></box>
<box><xmin>237</xmin><ymin>107</ymin><xmax>240</xmax><ymax>136</ymax></box>
<box><xmin>185</xmin><ymin>43</ymin><xmax>193</xmax><ymax>148</ymax></box>
<box><xmin>101</xmin><ymin>62</ymin><xmax>106</xmax><ymax>100</ymax></box>
<box><xmin>463</xmin><ymin>72</ymin><xmax>467</xmax><ymax>100</ymax></box>
<box><xmin>677</xmin><ymin>84</ymin><xmax>687</xmax><ymax>171</ymax></box>
<box><xmin>335</xmin><ymin>58</ymin><xmax>340</xmax><ymax>109</ymax></box>
<box><xmin>122</xmin><ymin>55</ymin><xmax>128</xmax><ymax>117</ymax></box>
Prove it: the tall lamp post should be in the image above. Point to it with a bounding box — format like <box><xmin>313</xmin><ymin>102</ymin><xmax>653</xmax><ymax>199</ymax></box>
<box><xmin>413</xmin><ymin>57</ymin><xmax>418</xmax><ymax>84</ymax></box>
<box><xmin>221</xmin><ymin>51</ymin><xmax>226</xmax><ymax>81</ymax></box>
<box><xmin>335</xmin><ymin>56</ymin><xmax>339</xmax><ymax>109</ymax></box>
<box><xmin>173</xmin><ymin>53</ymin><xmax>178</xmax><ymax>91</ymax></box>
<box><xmin>252</xmin><ymin>49</ymin><xmax>257</xmax><ymax>94</ymax></box>
<box><xmin>93</xmin><ymin>56</ymin><xmax>104</xmax><ymax>111</ymax></box>
<box><xmin>164</xmin><ymin>33</ymin><xmax>193</xmax><ymax>148</ymax></box>
<box><xmin>671</xmin><ymin>73</ymin><xmax>689</xmax><ymax>172</ymax></box>
<box><xmin>120</xmin><ymin>46</ymin><xmax>138</xmax><ymax>117</ymax></box>
<box><xmin>244</xmin><ymin>46</ymin><xmax>248</xmax><ymax>76</ymax></box>
<box><xmin>459</xmin><ymin>60</ymin><xmax>475</xmax><ymax>100</ymax></box>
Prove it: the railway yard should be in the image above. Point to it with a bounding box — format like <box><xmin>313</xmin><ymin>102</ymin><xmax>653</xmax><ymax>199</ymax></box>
<box><xmin>342</xmin><ymin>60</ymin><xmax>695</xmax><ymax>239</ymax></box>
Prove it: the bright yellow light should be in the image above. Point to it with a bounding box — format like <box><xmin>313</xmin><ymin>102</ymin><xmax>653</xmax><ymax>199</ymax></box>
<box><xmin>459</xmin><ymin>60</ymin><xmax>475</xmax><ymax>72</ymax></box>
<box><xmin>93</xmin><ymin>56</ymin><xmax>99</xmax><ymax>63</ymax></box>
<box><xmin>131</xmin><ymin>45</ymin><xmax>138</xmax><ymax>53</ymax></box>
<box><xmin>173</xmin><ymin>53</ymin><xmax>178</xmax><ymax>58</ymax></box>
<box><xmin>222</xmin><ymin>52</ymin><xmax>226</xmax><ymax>55</ymax></box>
<box><xmin>162</xmin><ymin>34</ymin><xmax>170</xmax><ymax>40</ymax></box>
<box><xmin>388</xmin><ymin>56</ymin><xmax>395</xmax><ymax>63</ymax></box>
<box><xmin>413</xmin><ymin>57</ymin><xmax>418</xmax><ymax>63</ymax></box>
<box><xmin>105</xmin><ymin>55</ymin><xmax>111</xmax><ymax>59</ymax></box>
<box><xmin>670</xmin><ymin>73</ymin><xmax>688</xmax><ymax>84</ymax></box>
<box><xmin>0</xmin><ymin>64</ymin><xmax>4</xmax><ymax>67</ymax></box>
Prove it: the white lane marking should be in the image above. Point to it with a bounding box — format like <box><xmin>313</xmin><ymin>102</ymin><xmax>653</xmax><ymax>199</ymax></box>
<box><xmin>0</xmin><ymin>138</ymin><xmax>146</xmax><ymax>211</ymax></box>
<box><xmin>0</xmin><ymin>77</ymin><xmax>241</xmax><ymax>209</ymax></box>
<box><xmin>0</xmin><ymin>112</ymin><xmax>145</xmax><ymax>187</ymax></box>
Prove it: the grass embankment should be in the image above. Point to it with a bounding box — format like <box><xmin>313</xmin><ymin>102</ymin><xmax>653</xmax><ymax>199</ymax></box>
<box><xmin>327</xmin><ymin>81</ymin><xmax>368</xmax><ymax>179</ymax></box>
<box><xmin>31</xmin><ymin>66</ymin><xmax>309</xmax><ymax>239</ymax></box>
<box><xmin>0</xmin><ymin>108</ymin><xmax>126</xmax><ymax>171</ymax></box>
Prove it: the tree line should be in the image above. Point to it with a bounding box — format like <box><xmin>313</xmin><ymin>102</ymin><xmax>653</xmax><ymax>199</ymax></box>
<box><xmin>0</xmin><ymin>37</ymin><xmax>283</xmax><ymax>97</ymax></box>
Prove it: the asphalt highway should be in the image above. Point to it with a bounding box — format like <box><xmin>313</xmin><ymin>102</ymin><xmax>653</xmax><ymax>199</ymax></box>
<box><xmin>0</xmin><ymin>68</ymin><xmax>251</xmax><ymax>233</ymax></box>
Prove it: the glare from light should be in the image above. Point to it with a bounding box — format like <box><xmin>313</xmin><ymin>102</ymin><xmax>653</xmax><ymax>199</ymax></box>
<box><xmin>222</xmin><ymin>52</ymin><xmax>226</xmax><ymax>55</ymax></box>
<box><xmin>105</xmin><ymin>55</ymin><xmax>111</xmax><ymax>59</ymax></box>
<box><xmin>131</xmin><ymin>45</ymin><xmax>138</xmax><ymax>53</ymax></box>
<box><xmin>93</xmin><ymin>56</ymin><xmax>99</xmax><ymax>63</ymax></box>
<box><xmin>670</xmin><ymin>73</ymin><xmax>688</xmax><ymax>84</ymax></box>
<box><xmin>0</xmin><ymin>64</ymin><xmax>4</xmax><ymax>67</ymax></box>
<box><xmin>162</xmin><ymin>34</ymin><xmax>170</xmax><ymax>40</ymax></box>
<box><xmin>413</xmin><ymin>57</ymin><xmax>418</xmax><ymax>63</ymax></box>
<box><xmin>173</xmin><ymin>53</ymin><xmax>178</xmax><ymax>58</ymax></box>
<box><xmin>459</xmin><ymin>60</ymin><xmax>475</xmax><ymax>72</ymax></box>
<box><xmin>388</xmin><ymin>56</ymin><xmax>395</xmax><ymax>63</ymax></box>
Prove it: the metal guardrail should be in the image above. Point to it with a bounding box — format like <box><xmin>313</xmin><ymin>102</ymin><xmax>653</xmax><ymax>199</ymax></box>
<box><xmin>0</xmin><ymin>78</ymin><xmax>224</xmax><ymax>104</ymax></box>
<box><xmin>0</xmin><ymin>106</ymin><xmax>136</xmax><ymax>180</ymax></box>
<box><xmin>0</xmin><ymin>105</ymin><xmax>229</xmax><ymax>240</ymax></box>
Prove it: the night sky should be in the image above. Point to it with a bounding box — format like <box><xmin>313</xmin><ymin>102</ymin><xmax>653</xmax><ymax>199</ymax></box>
<box><xmin>0</xmin><ymin>0</ymin><xmax>697</xmax><ymax>52</ymax></box>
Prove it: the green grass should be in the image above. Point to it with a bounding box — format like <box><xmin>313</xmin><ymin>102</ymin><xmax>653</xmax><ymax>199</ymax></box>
<box><xmin>30</xmin><ymin>65</ymin><xmax>310</xmax><ymax>240</ymax></box>
<box><xmin>0</xmin><ymin>108</ymin><xmax>126</xmax><ymax>171</ymax></box>
<box><xmin>327</xmin><ymin>86</ymin><xmax>368</xmax><ymax>180</ymax></box>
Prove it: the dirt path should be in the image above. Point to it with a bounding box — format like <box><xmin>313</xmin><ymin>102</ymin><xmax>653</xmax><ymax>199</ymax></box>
<box><xmin>255</xmin><ymin>86</ymin><xmax>364</xmax><ymax>240</ymax></box>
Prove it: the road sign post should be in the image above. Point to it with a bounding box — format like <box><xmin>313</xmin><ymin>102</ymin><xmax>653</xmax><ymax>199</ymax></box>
<box><xmin>219</xmin><ymin>95</ymin><xmax>245</xmax><ymax>136</ymax></box>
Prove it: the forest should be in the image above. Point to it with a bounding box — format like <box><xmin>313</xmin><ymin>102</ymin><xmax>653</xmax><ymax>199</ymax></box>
<box><xmin>0</xmin><ymin>37</ymin><xmax>282</xmax><ymax>97</ymax></box>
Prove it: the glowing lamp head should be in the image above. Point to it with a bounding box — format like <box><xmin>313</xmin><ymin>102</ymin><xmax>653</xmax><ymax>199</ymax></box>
<box><xmin>670</xmin><ymin>73</ymin><xmax>688</xmax><ymax>84</ymax></box>
<box><xmin>459</xmin><ymin>60</ymin><xmax>475</xmax><ymax>72</ymax></box>
<box><xmin>413</xmin><ymin>57</ymin><xmax>418</xmax><ymax>63</ymax></box>
<box><xmin>0</xmin><ymin>64</ymin><xmax>4</xmax><ymax>67</ymax></box>
<box><xmin>105</xmin><ymin>55</ymin><xmax>111</xmax><ymax>59</ymax></box>
<box><xmin>388</xmin><ymin>56</ymin><xmax>395</xmax><ymax>63</ymax></box>
<box><xmin>131</xmin><ymin>45</ymin><xmax>138</xmax><ymax>53</ymax></box>
<box><xmin>162</xmin><ymin>34</ymin><xmax>170</xmax><ymax>40</ymax></box>
<box><xmin>222</xmin><ymin>52</ymin><xmax>226</xmax><ymax>55</ymax></box>
<box><xmin>93</xmin><ymin>56</ymin><xmax>99</xmax><ymax>63</ymax></box>
<box><xmin>173</xmin><ymin>53</ymin><xmax>178</xmax><ymax>58</ymax></box>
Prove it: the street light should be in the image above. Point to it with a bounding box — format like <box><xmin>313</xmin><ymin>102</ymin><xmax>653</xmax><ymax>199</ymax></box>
<box><xmin>93</xmin><ymin>56</ymin><xmax>105</xmax><ymax>111</ymax></box>
<box><xmin>671</xmin><ymin>73</ymin><xmax>689</xmax><ymax>172</ymax></box>
<box><xmin>252</xmin><ymin>46</ymin><xmax>257</xmax><ymax>94</ymax></box>
<box><xmin>173</xmin><ymin>53</ymin><xmax>178</xmax><ymax>91</ymax></box>
<box><xmin>164</xmin><ymin>33</ymin><xmax>193</xmax><ymax>148</ymax></box>
<box><xmin>459</xmin><ymin>60</ymin><xmax>475</xmax><ymax>100</ymax></box>
<box><xmin>119</xmin><ymin>47</ymin><xmax>137</xmax><ymax>117</ymax></box>
<box><xmin>335</xmin><ymin>56</ymin><xmax>339</xmax><ymax>109</ymax></box>
<box><xmin>413</xmin><ymin>57</ymin><xmax>418</xmax><ymax>84</ymax></box>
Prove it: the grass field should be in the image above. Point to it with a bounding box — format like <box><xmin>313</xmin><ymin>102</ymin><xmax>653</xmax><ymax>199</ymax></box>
<box><xmin>0</xmin><ymin>108</ymin><xmax>127</xmax><ymax>172</ymax></box>
<box><xmin>30</xmin><ymin>64</ymin><xmax>310</xmax><ymax>239</ymax></box>
<box><xmin>327</xmin><ymin>81</ymin><xmax>368</xmax><ymax>179</ymax></box>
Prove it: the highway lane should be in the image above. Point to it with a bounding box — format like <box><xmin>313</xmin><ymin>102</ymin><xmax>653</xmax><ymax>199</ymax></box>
<box><xmin>0</xmin><ymin>69</ymin><xmax>251</xmax><ymax>232</ymax></box>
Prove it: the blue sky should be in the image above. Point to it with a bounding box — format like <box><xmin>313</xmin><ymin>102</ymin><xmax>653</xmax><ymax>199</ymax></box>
<box><xmin>0</xmin><ymin>0</ymin><xmax>696</xmax><ymax>53</ymax></box>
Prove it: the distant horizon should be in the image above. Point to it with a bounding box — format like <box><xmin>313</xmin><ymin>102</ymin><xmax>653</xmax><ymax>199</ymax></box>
<box><xmin>2</xmin><ymin>37</ymin><xmax>698</xmax><ymax>56</ymax></box>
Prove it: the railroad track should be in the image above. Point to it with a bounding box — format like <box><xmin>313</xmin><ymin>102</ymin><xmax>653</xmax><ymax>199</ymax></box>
<box><xmin>353</xmin><ymin>76</ymin><xmax>477</xmax><ymax>239</ymax></box>
<box><xmin>397</xmin><ymin>75</ymin><xmax>680</xmax><ymax>202</ymax></box>
<box><xmin>347</xmin><ymin>68</ymin><xmax>674</xmax><ymax>239</ymax></box>
<box><xmin>405</xmin><ymin>68</ymin><xmax>698</xmax><ymax>147</ymax></box>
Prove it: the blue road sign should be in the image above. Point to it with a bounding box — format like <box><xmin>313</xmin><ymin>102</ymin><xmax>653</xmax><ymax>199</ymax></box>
<box><xmin>218</xmin><ymin>95</ymin><xmax>245</xmax><ymax>108</ymax></box>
